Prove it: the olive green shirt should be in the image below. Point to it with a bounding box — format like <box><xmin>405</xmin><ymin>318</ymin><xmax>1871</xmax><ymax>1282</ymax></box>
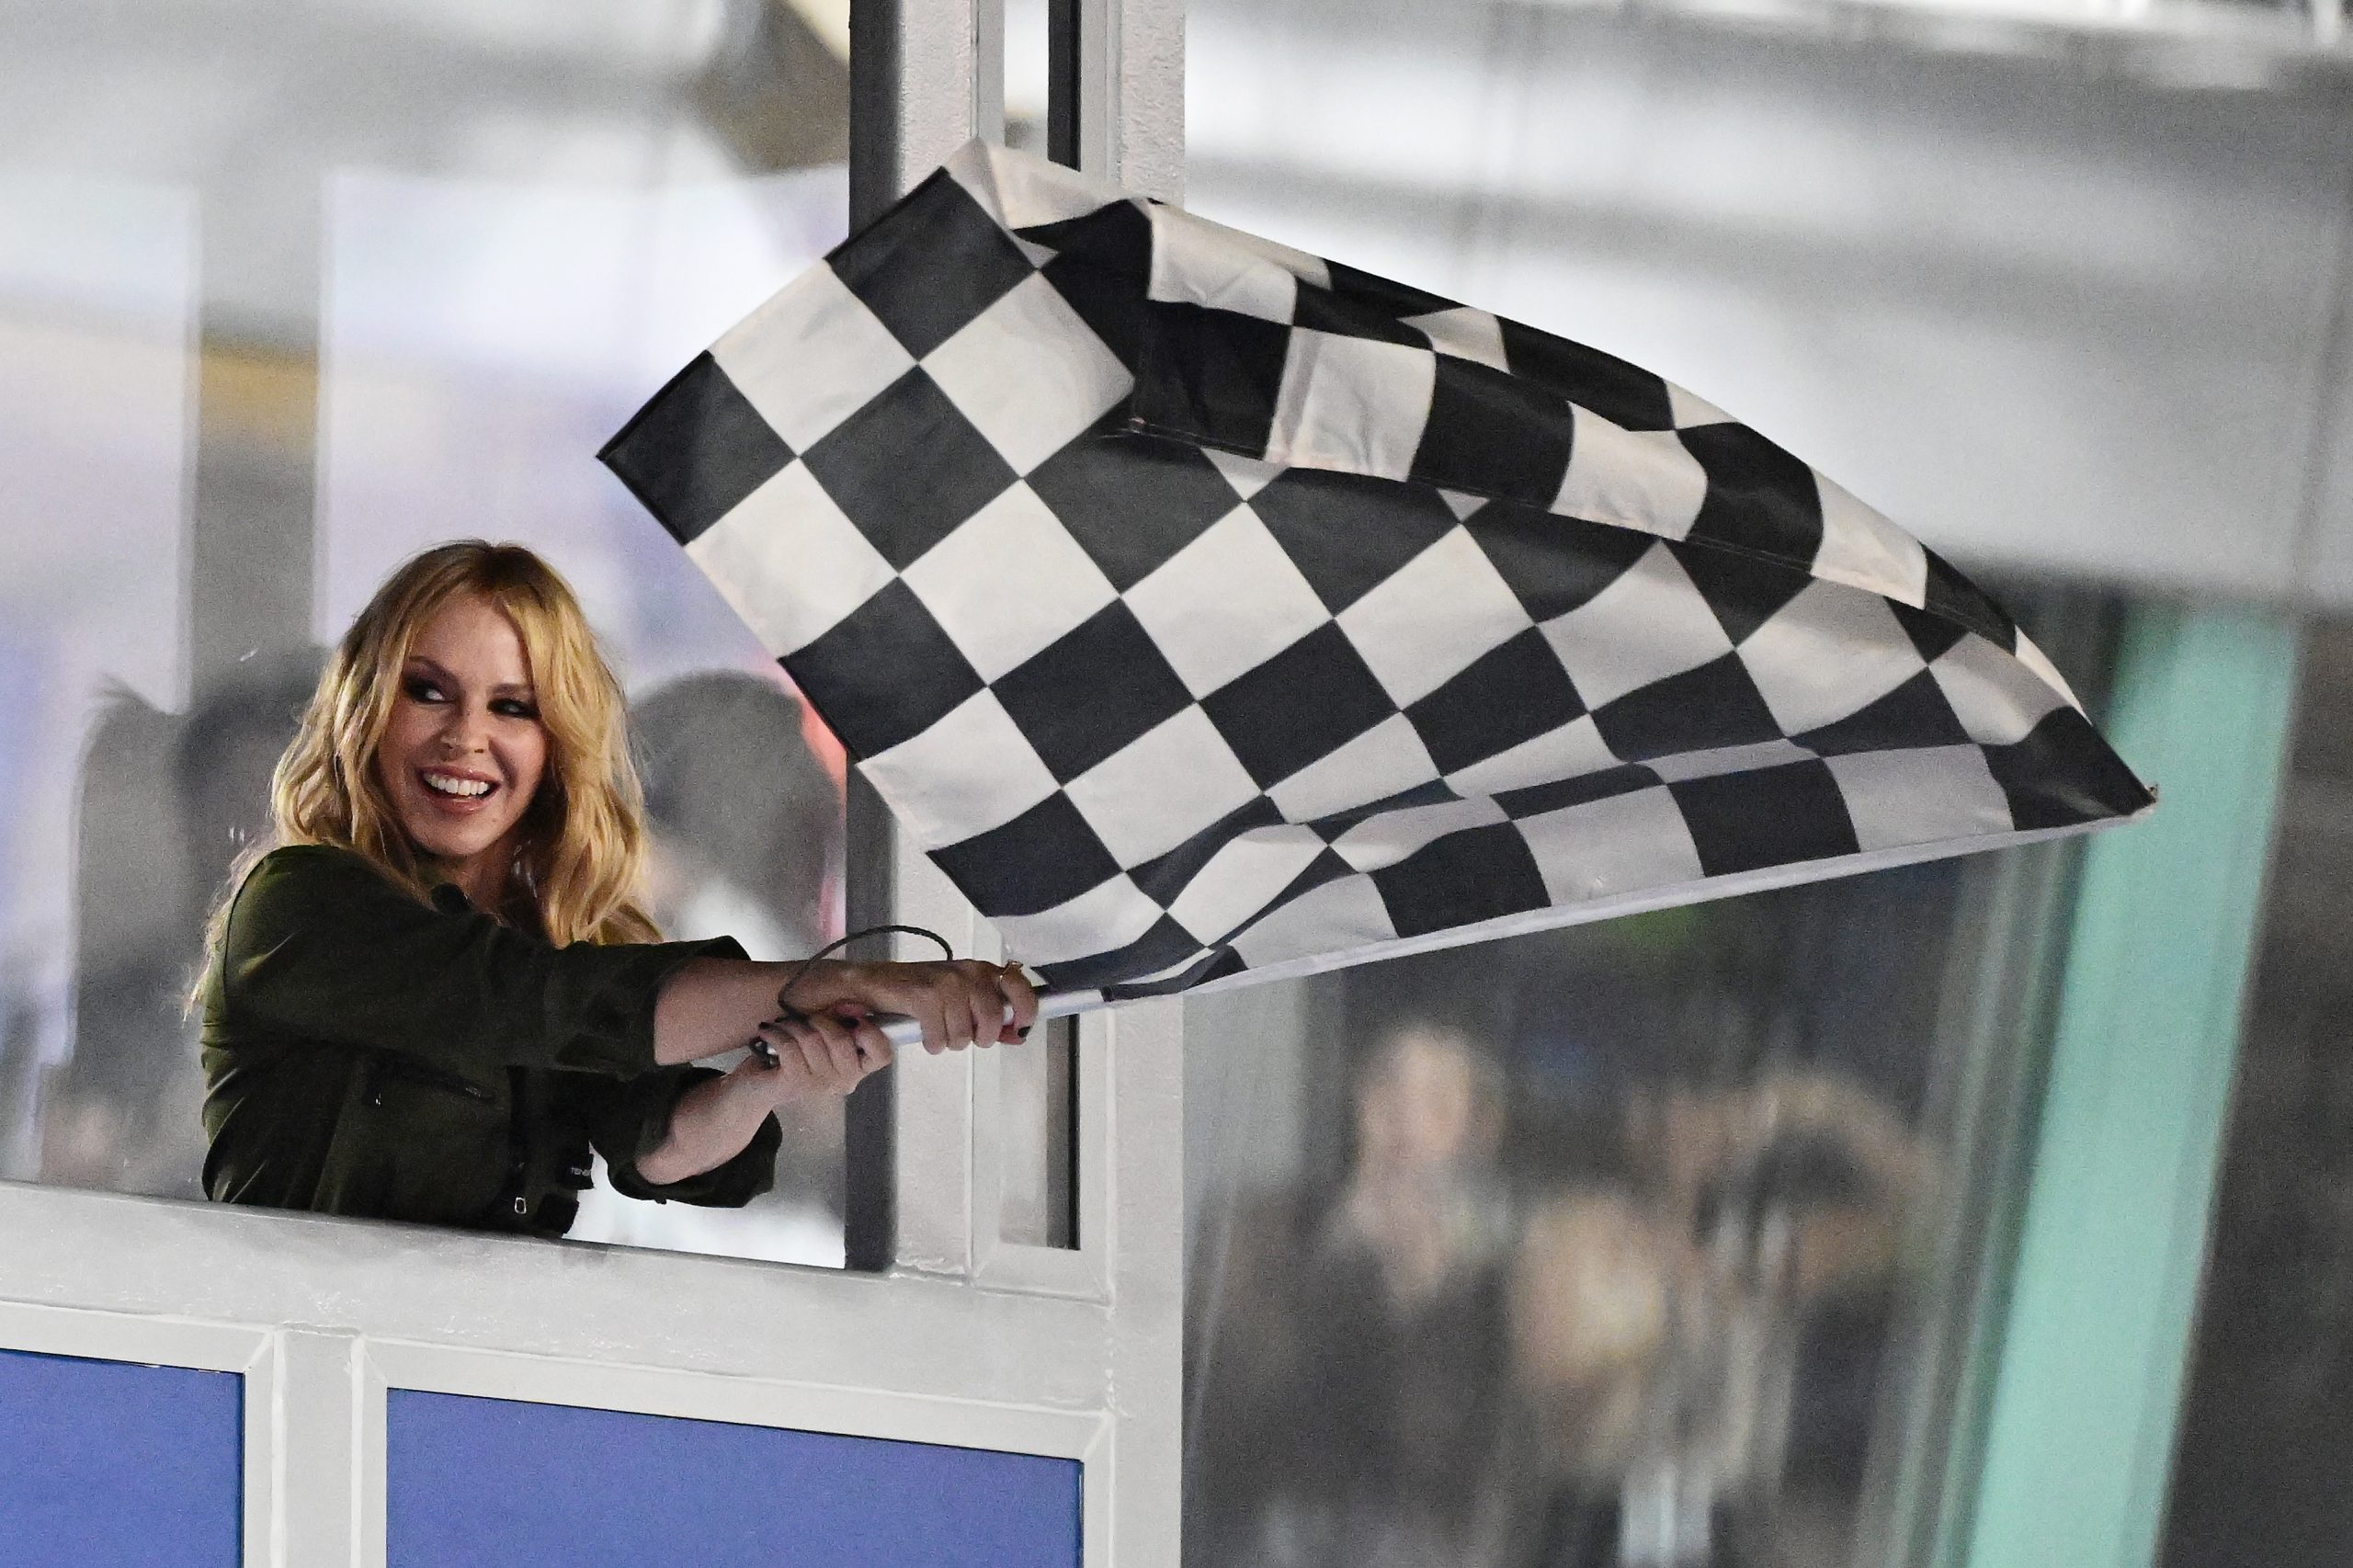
<box><xmin>199</xmin><ymin>844</ymin><xmax>780</xmax><ymax>1237</ymax></box>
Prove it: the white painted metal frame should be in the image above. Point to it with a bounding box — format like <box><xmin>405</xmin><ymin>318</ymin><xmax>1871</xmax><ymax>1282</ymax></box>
<box><xmin>0</xmin><ymin>1299</ymin><xmax>277</xmax><ymax>1567</ymax></box>
<box><xmin>0</xmin><ymin>3</ymin><xmax>1186</xmax><ymax>1563</ymax></box>
<box><xmin>972</xmin><ymin>1024</ymin><xmax>1111</xmax><ymax>1297</ymax></box>
<box><xmin>880</xmin><ymin>0</ymin><xmax>1182</xmax><ymax>199</ymax></box>
<box><xmin>0</xmin><ymin>1028</ymin><xmax>1174</xmax><ymax>1564</ymax></box>
<box><xmin>877</xmin><ymin>842</ymin><xmax>1181</xmax><ymax>1561</ymax></box>
<box><xmin>889</xmin><ymin>845</ymin><xmax>1115</xmax><ymax>1304</ymax></box>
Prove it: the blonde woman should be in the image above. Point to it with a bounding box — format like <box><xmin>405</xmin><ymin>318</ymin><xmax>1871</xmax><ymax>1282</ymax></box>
<box><xmin>198</xmin><ymin>541</ymin><xmax>1034</xmax><ymax>1236</ymax></box>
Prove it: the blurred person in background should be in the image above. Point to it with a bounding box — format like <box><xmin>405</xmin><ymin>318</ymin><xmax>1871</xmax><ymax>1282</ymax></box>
<box><xmin>635</xmin><ymin>669</ymin><xmax>838</xmax><ymax>962</ymax></box>
<box><xmin>1508</xmin><ymin>1068</ymin><xmax>1934</xmax><ymax>1567</ymax></box>
<box><xmin>42</xmin><ymin>652</ymin><xmax>322</xmax><ymax>1197</ymax></box>
<box><xmin>1187</xmin><ymin>1020</ymin><xmax>1523</xmax><ymax>1568</ymax></box>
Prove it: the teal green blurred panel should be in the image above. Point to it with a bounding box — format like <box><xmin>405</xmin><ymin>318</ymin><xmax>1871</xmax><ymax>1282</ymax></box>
<box><xmin>1962</xmin><ymin>606</ymin><xmax>2299</xmax><ymax>1568</ymax></box>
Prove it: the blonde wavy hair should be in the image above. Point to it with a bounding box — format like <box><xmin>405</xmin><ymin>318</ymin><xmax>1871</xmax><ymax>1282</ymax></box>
<box><xmin>228</xmin><ymin>540</ymin><xmax>660</xmax><ymax>949</ymax></box>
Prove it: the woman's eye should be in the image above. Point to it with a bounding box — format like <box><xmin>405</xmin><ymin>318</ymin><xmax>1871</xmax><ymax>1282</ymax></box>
<box><xmin>493</xmin><ymin>699</ymin><xmax>540</xmax><ymax>721</ymax></box>
<box><xmin>403</xmin><ymin>676</ymin><xmax>446</xmax><ymax>703</ymax></box>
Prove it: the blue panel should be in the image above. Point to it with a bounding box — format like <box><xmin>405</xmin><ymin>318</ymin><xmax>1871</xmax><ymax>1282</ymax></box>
<box><xmin>386</xmin><ymin>1391</ymin><xmax>1082</xmax><ymax>1568</ymax></box>
<box><xmin>0</xmin><ymin>1347</ymin><xmax>242</xmax><ymax>1568</ymax></box>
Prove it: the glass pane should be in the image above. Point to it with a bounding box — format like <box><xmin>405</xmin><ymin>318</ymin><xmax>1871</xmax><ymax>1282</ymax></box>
<box><xmin>2161</xmin><ymin>615</ymin><xmax>2353</xmax><ymax>1568</ymax></box>
<box><xmin>0</xmin><ymin>0</ymin><xmax>853</xmax><ymax>1266</ymax></box>
<box><xmin>1003</xmin><ymin>0</ymin><xmax>1052</xmax><ymax>159</ymax></box>
<box><xmin>1180</xmin><ymin>601</ymin><xmax>2109</xmax><ymax>1568</ymax></box>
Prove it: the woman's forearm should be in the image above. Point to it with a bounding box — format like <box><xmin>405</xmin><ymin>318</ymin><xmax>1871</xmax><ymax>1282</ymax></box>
<box><xmin>651</xmin><ymin>955</ymin><xmax>1039</xmax><ymax>1064</ymax></box>
<box><xmin>635</xmin><ymin>950</ymin><xmax>1044</xmax><ymax>1184</ymax></box>
<box><xmin>650</xmin><ymin>956</ymin><xmax>797</xmax><ymax>1065</ymax></box>
<box><xmin>634</xmin><ymin>1069</ymin><xmax>778</xmax><ymax>1186</ymax></box>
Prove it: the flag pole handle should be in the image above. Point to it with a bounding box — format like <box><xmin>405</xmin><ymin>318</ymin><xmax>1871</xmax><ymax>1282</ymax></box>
<box><xmin>872</xmin><ymin>986</ymin><xmax>1097</xmax><ymax>1050</ymax></box>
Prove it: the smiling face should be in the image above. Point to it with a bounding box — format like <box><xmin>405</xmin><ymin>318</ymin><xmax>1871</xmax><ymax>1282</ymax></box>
<box><xmin>371</xmin><ymin>591</ymin><xmax>549</xmax><ymax>904</ymax></box>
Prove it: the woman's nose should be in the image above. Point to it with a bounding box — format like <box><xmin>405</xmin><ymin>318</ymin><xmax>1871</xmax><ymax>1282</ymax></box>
<box><xmin>436</xmin><ymin>702</ymin><xmax>491</xmax><ymax>753</ymax></box>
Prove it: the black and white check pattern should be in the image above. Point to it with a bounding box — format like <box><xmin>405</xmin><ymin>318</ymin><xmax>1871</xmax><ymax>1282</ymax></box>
<box><xmin>603</xmin><ymin>142</ymin><xmax>2153</xmax><ymax>1001</ymax></box>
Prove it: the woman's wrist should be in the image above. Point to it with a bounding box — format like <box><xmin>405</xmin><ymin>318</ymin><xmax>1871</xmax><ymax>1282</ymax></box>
<box><xmin>774</xmin><ymin>959</ymin><xmax>872</xmax><ymax>1017</ymax></box>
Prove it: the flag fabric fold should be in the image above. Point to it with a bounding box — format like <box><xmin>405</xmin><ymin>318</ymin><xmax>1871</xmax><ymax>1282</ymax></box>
<box><xmin>601</xmin><ymin>141</ymin><xmax>2153</xmax><ymax>1004</ymax></box>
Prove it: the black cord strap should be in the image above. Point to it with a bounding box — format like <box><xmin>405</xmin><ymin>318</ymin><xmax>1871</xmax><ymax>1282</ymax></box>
<box><xmin>747</xmin><ymin>923</ymin><xmax>955</xmax><ymax>1069</ymax></box>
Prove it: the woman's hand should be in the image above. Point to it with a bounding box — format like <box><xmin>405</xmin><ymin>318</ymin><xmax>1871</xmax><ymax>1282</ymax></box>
<box><xmin>753</xmin><ymin>1003</ymin><xmax>889</xmax><ymax>1096</ymax></box>
<box><xmin>785</xmin><ymin>960</ymin><xmax>1039</xmax><ymax>1056</ymax></box>
<box><xmin>743</xmin><ymin>1009</ymin><xmax>894</xmax><ymax>1104</ymax></box>
<box><xmin>640</xmin><ymin>1020</ymin><xmax>888</xmax><ymax>1185</ymax></box>
<box><xmin>639</xmin><ymin>959</ymin><xmax>1036</xmax><ymax>1185</ymax></box>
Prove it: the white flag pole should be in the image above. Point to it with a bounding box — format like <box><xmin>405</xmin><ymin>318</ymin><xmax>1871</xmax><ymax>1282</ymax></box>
<box><xmin>873</xmin><ymin>986</ymin><xmax>1104</xmax><ymax>1049</ymax></box>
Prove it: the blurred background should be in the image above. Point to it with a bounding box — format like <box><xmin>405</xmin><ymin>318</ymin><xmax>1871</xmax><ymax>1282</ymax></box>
<box><xmin>2</xmin><ymin>0</ymin><xmax>2350</xmax><ymax>1563</ymax></box>
<box><xmin>1172</xmin><ymin>2</ymin><xmax>2352</xmax><ymax>1566</ymax></box>
<box><xmin>0</xmin><ymin>0</ymin><xmax>858</xmax><ymax>1263</ymax></box>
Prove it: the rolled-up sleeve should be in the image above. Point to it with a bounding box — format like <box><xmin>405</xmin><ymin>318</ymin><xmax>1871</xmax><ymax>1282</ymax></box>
<box><xmin>565</xmin><ymin>1067</ymin><xmax>782</xmax><ymax>1207</ymax></box>
<box><xmin>220</xmin><ymin>846</ymin><xmax>746</xmax><ymax>1081</ymax></box>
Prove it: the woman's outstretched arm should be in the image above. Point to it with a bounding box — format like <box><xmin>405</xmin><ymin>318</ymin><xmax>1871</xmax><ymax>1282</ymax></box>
<box><xmin>636</xmin><ymin>961</ymin><xmax>1040</xmax><ymax>1184</ymax></box>
<box><xmin>649</xmin><ymin>956</ymin><xmax>1039</xmax><ymax>1065</ymax></box>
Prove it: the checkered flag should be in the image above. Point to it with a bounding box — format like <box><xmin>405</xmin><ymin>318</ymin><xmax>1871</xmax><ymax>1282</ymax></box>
<box><xmin>601</xmin><ymin>141</ymin><xmax>2152</xmax><ymax>1005</ymax></box>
